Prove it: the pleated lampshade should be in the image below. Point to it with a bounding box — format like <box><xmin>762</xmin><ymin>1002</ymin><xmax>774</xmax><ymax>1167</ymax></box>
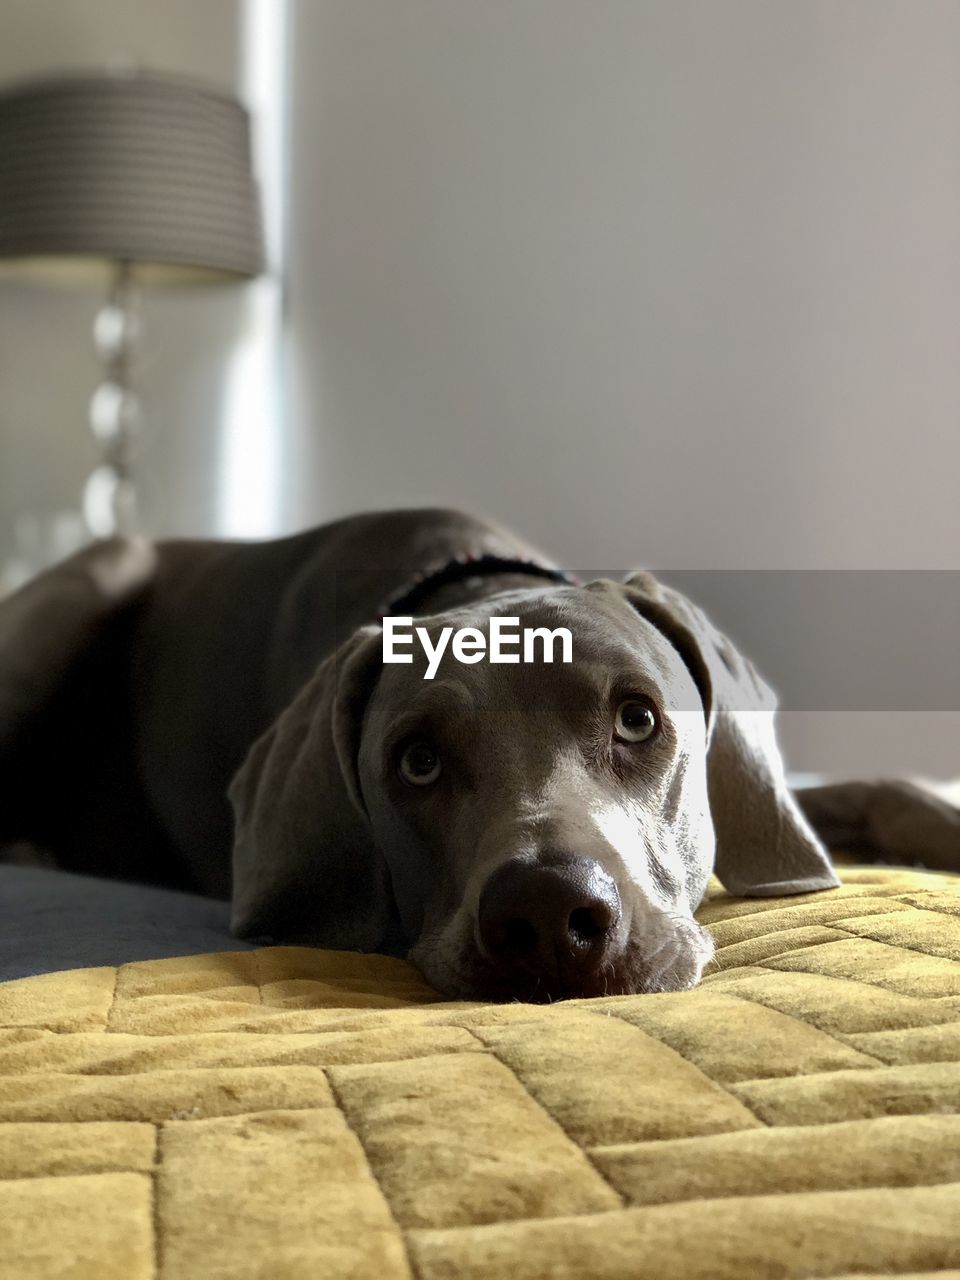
<box><xmin>0</xmin><ymin>71</ymin><xmax>264</xmax><ymax>284</ymax></box>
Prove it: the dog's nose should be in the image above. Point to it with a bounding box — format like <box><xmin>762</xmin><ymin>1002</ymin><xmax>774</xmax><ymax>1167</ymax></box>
<box><xmin>477</xmin><ymin>854</ymin><xmax>622</xmax><ymax>996</ymax></box>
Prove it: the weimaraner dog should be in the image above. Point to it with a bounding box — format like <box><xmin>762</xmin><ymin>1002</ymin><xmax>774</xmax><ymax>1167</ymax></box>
<box><xmin>3</xmin><ymin>507</ymin><xmax>948</xmax><ymax>1001</ymax></box>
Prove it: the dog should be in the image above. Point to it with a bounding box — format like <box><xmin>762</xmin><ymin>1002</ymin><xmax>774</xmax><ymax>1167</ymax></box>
<box><xmin>0</xmin><ymin>507</ymin><xmax>866</xmax><ymax>1001</ymax></box>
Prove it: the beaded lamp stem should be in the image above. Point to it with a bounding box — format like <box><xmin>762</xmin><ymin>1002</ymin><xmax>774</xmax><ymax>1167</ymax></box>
<box><xmin>83</xmin><ymin>261</ymin><xmax>141</xmax><ymax>537</ymax></box>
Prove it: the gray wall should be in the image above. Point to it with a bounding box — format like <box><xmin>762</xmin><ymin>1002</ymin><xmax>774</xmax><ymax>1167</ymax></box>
<box><xmin>287</xmin><ymin>1</ymin><xmax>960</xmax><ymax>570</ymax></box>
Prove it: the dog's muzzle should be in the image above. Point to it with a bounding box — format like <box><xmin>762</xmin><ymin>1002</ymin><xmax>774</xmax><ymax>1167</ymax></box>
<box><xmin>476</xmin><ymin>852</ymin><xmax>624</xmax><ymax>1000</ymax></box>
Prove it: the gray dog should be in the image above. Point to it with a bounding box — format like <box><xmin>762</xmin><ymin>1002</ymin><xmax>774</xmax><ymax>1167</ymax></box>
<box><xmin>7</xmin><ymin>507</ymin><xmax>942</xmax><ymax>1002</ymax></box>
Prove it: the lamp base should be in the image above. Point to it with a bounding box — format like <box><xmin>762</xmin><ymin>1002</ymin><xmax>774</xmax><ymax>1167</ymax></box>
<box><xmin>83</xmin><ymin>261</ymin><xmax>141</xmax><ymax>538</ymax></box>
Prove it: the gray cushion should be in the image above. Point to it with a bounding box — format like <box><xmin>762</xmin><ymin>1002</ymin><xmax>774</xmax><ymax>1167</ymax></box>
<box><xmin>0</xmin><ymin>866</ymin><xmax>252</xmax><ymax>981</ymax></box>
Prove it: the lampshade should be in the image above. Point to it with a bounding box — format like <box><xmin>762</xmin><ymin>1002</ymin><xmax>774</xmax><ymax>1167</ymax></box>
<box><xmin>0</xmin><ymin>71</ymin><xmax>264</xmax><ymax>285</ymax></box>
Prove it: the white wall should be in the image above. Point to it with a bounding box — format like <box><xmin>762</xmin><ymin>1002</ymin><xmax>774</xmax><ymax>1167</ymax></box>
<box><xmin>0</xmin><ymin>0</ymin><xmax>246</xmax><ymax>549</ymax></box>
<box><xmin>286</xmin><ymin>0</ymin><xmax>960</xmax><ymax>774</ymax></box>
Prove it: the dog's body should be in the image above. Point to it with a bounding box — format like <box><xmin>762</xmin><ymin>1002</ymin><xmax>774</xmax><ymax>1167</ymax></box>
<box><xmin>1</xmin><ymin>510</ymin><xmax>548</xmax><ymax>894</ymax></box>
<box><xmin>5</xmin><ymin>506</ymin><xmax>949</xmax><ymax>1001</ymax></box>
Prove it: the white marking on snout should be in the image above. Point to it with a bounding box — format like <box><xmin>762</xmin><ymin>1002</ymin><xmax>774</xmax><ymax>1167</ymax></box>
<box><xmin>590</xmin><ymin>801</ymin><xmax>677</xmax><ymax>905</ymax></box>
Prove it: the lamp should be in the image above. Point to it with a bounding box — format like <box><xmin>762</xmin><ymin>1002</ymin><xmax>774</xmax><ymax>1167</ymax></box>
<box><xmin>0</xmin><ymin>70</ymin><xmax>264</xmax><ymax>537</ymax></box>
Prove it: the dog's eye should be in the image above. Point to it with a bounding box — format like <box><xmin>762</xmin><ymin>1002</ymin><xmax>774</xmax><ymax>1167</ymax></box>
<box><xmin>614</xmin><ymin>699</ymin><xmax>658</xmax><ymax>743</ymax></box>
<box><xmin>399</xmin><ymin>741</ymin><xmax>442</xmax><ymax>786</ymax></box>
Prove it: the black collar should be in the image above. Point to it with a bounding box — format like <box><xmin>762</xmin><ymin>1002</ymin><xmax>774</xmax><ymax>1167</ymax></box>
<box><xmin>380</xmin><ymin>554</ymin><xmax>577</xmax><ymax>620</ymax></box>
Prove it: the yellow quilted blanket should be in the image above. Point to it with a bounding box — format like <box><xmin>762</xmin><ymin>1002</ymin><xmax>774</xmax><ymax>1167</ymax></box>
<box><xmin>2</xmin><ymin>867</ymin><xmax>959</xmax><ymax>1280</ymax></box>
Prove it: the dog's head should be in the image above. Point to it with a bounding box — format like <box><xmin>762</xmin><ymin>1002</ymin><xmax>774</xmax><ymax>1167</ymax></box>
<box><xmin>229</xmin><ymin>576</ymin><xmax>837</xmax><ymax>1000</ymax></box>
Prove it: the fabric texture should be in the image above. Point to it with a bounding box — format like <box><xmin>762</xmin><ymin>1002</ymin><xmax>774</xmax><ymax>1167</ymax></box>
<box><xmin>1</xmin><ymin>866</ymin><xmax>959</xmax><ymax>1279</ymax></box>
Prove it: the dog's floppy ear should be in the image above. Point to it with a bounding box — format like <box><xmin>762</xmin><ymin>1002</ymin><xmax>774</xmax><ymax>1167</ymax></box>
<box><xmin>229</xmin><ymin>626</ymin><xmax>396</xmax><ymax>948</ymax></box>
<box><xmin>622</xmin><ymin>572</ymin><xmax>839</xmax><ymax>897</ymax></box>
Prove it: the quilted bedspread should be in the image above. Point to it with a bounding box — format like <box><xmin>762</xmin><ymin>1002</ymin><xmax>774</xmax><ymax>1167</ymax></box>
<box><xmin>2</xmin><ymin>867</ymin><xmax>959</xmax><ymax>1280</ymax></box>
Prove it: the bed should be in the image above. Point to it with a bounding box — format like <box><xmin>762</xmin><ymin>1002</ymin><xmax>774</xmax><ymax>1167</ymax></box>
<box><xmin>2</xmin><ymin>864</ymin><xmax>959</xmax><ymax>1279</ymax></box>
